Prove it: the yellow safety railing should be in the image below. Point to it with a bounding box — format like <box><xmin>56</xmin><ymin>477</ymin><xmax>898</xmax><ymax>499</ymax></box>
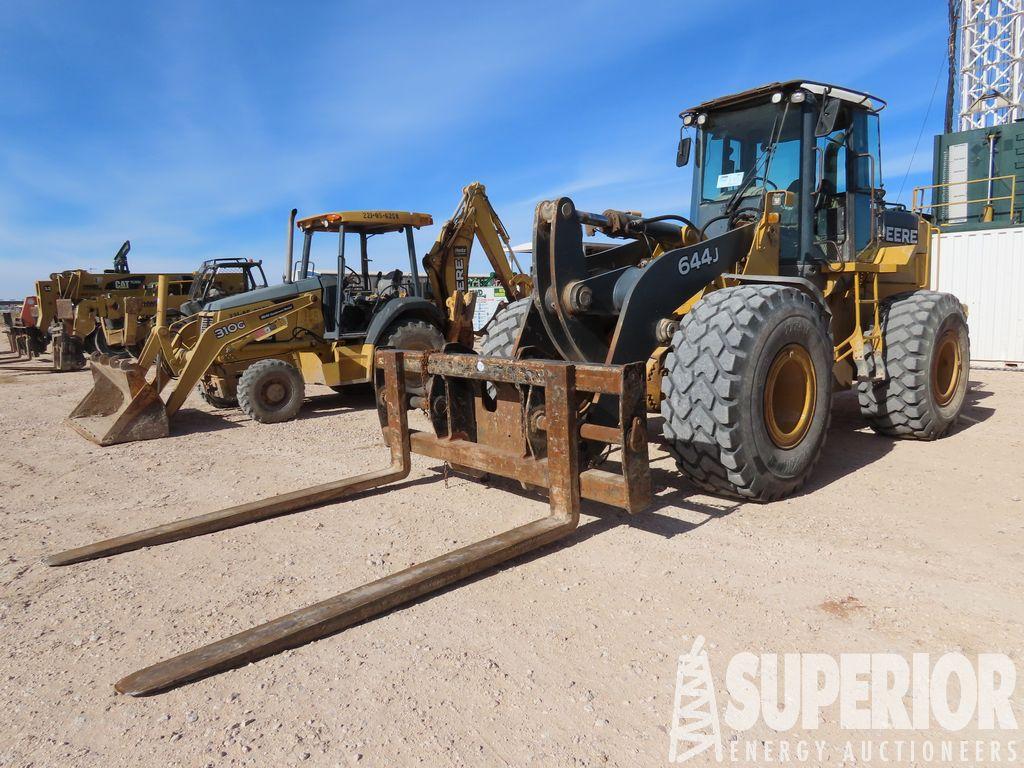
<box><xmin>912</xmin><ymin>175</ymin><xmax>1017</xmax><ymax>219</ymax></box>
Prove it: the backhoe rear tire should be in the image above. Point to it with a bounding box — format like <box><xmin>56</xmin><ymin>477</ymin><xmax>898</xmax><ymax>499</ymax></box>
<box><xmin>857</xmin><ymin>291</ymin><xmax>969</xmax><ymax>439</ymax></box>
<box><xmin>661</xmin><ymin>285</ymin><xmax>833</xmax><ymax>502</ymax></box>
<box><xmin>379</xmin><ymin>318</ymin><xmax>445</xmax><ymax>396</ymax></box>
<box><xmin>479</xmin><ymin>298</ymin><xmax>532</xmax><ymax>358</ymax></box>
<box><xmin>237</xmin><ymin>359</ymin><xmax>304</xmax><ymax>424</ymax></box>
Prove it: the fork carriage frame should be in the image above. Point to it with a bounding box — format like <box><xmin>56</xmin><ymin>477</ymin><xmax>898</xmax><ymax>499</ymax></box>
<box><xmin>46</xmin><ymin>349</ymin><xmax>652</xmax><ymax>695</ymax></box>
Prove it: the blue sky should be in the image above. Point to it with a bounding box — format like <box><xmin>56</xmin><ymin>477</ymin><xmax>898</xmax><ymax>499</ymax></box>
<box><xmin>0</xmin><ymin>1</ymin><xmax>948</xmax><ymax>298</ymax></box>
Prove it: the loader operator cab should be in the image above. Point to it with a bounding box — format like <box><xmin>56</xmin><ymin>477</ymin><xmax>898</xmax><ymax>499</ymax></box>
<box><xmin>679</xmin><ymin>81</ymin><xmax>890</xmax><ymax>277</ymax></box>
<box><xmin>294</xmin><ymin>211</ymin><xmax>434</xmax><ymax>340</ymax></box>
<box><xmin>181</xmin><ymin>258</ymin><xmax>268</xmax><ymax>316</ymax></box>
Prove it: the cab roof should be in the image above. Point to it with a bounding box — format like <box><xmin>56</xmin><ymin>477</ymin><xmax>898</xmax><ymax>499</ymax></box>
<box><xmin>682</xmin><ymin>80</ymin><xmax>885</xmax><ymax>116</ymax></box>
<box><xmin>296</xmin><ymin>211</ymin><xmax>433</xmax><ymax>234</ymax></box>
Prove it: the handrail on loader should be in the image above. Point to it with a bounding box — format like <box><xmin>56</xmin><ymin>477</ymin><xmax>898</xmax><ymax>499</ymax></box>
<box><xmin>47</xmin><ymin>348</ymin><xmax>651</xmax><ymax>695</ymax></box>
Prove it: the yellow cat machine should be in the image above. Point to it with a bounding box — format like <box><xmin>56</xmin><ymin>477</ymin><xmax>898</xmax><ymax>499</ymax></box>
<box><xmin>49</xmin><ymin>84</ymin><xmax>969</xmax><ymax>695</ymax></box>
<box><xmin>4</xmin><ymin>242</ymin><xmax>261</xmax><ymax>371</ymax></box>
<box><xmin>68</xmin><ymin>184</ymin><xmax>530</xmax><ymax>445</ymax></box>
<box><xmin>1</xmin><ymin>280</ymin><xmax>55</xmax><ymax>360</ymax></box>
<box><xmin>50</xmin><ymin>245</ymin><xmax>264</xmax><ymax>370</ymax></box>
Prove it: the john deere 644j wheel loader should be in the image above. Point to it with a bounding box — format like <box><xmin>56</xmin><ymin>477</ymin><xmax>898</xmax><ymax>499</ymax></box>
<box><xmin>49</xmin><ymin>82</ymin><xmax>970</xmax><ymax>696</ymax></box>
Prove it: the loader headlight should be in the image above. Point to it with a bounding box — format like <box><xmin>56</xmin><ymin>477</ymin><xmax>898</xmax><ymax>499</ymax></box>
<box><xmin>771</xmin><ymin>92</ymin><xmax>783</xmax><ymax>104</ymax></box>
<box><xmin>682</xmin><ymin>113</ymin><xmax>694</xmax><ymax>127</ymax></box>
<box><xmin>696</xmin><ymin>113</ymin><xmax>708</xmax><ymax>125</ymax></box>
<box><xmin>790</xmin><ymin>91</ymin><xmax>807</xmax><ymax>104</ymax></box>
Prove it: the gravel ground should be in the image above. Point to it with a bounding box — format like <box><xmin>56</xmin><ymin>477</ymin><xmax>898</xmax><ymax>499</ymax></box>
<box><xmin>0</xmin><ymin>350</ymin><xmax>1021</xmax><ymax>767</ymax></box>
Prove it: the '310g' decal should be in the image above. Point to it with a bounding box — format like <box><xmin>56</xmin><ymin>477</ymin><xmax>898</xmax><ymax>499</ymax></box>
<box><xmin>214</xmin><ymin>320</ymin><xmax>246</xmax><ymax>339</ymax></box>
<box><xmin>677</xmin><ymin>247</ymin><xmax>719</xmax><ymax>276</ymax></box>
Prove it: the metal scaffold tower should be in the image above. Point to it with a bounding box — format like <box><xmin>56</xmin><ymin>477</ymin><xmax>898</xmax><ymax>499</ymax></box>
<box><xmin>959</xmin><ymin>0</ymin><xmax>1024</xmax><ymax>129</ymax></box>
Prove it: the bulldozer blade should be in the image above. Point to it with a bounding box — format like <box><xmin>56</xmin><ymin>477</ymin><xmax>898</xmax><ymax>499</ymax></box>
<box><xmin>66</xmin><ymin>353</ymin><xmax>169</xmax><ymax>446</ymax></box>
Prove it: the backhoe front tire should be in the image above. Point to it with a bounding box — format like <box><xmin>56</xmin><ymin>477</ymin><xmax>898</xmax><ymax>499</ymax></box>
<box><xmin>197</xmin><ymin>381</ymin><xmax>238</xmax><ymax>409</ymax></box>
<box><xmin>661</xmin><ymin>285</ymin><xmax>833</xmax><ymax>502</ymax></box>
<box><xmin>237</xmin><ymin>359</ymin><xmax>304</xmax><ymax>424</ymax></box>
<box><xmin>857</xmin><ymin>291</ymin><xmax>969</xmax><ymax>439</ymax></box>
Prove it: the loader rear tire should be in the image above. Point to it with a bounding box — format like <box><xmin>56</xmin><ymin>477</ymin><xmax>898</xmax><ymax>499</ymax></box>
<box><xmin>479</xmin><ymin>298</ymin><xmax>531</xmax><ymax>358</ymax></box>
<box><xmin>379</xmin><ymin>318</ymin><xmax>445</xmax><ymax>397</ymax></box>
<box><xmin>237</xmin><ymin>359</ymin><xmax>304</xmax><ymax>424</ymax></box>
<box><xmin>857</xmin><ymin>291</ymin><xmax>969</xmax><ymax>439</ymax></box>
<box><xmin>661</xmin><ymin>285</ymin><xmax>833</xmax><ymax>502</ymax></box>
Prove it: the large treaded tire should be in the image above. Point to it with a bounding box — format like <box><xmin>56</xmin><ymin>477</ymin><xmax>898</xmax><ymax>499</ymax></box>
<box><xmin>661</xmin><ymin>285</ymin><xmax>833</xmax><ymax>502</ymax></box>
<box><xmin>237</xmin><ymin>359</ymin><xmax>304</xmax><ymax>424</ymax></box>
<box><xmin>479</xmin><ymin>298</ymin><xmax>531</xmax><ymax>358</ymax></box>
<box><xmin>380</xmin><ymin>318</ymin><xmax>445</xmax><ymax>397</ymax></box>
<box><xmin>857</xmin><ymin>291</ymin><xmax>969</xmax><ymax>439</ymax></box>
<box><xmin>196</xmin><ymin>381</ymin><xmax>237</xmax><ymax>409</ymax></box>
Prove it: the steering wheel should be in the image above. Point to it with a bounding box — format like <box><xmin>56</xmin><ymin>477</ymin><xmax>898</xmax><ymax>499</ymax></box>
<box><xmin>342</xmin><ymin>266</ymin><xmax>362</xmax><ymax>290</ymax></box>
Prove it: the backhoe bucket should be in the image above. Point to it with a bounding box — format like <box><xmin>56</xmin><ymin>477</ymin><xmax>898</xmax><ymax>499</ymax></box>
<box><xmin>67</xmin><ymin>353</ymin><xmax>168</xmax><ymax>445</ymax></box>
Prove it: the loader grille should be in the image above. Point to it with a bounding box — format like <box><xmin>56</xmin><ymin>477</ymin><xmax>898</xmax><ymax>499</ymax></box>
<box><xmin>200</xmin><ymin>315</ymin><xmax>212</xmax><ymax>334</ymax></box>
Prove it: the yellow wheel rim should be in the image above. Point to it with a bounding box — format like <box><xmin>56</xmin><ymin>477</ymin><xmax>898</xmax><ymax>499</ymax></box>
<box><xmin>764</xmin><ymin>344</ymin><xmax>817</xmax><ymax>449</ymax></box>
<box><xmin>932</xmin><ymin>328</ymin><xmax>962</xmax><ymax>407</ymax></box>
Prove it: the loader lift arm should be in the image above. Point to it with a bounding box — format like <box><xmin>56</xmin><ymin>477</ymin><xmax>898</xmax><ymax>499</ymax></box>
<box><xmin>422</xmin><ymin>182</ymin><xmax>532</xmax><ymax>345</ymax></box>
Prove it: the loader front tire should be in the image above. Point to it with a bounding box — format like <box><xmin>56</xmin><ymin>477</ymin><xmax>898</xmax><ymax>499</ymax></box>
<box><xmin>661</xmin><ymin>285</ymin><xmax>833</xmax><ymax>502</ymax></box>
<box><xmin>237</xmin><ymin>359</ymin><xmax>304</xmax><ymax>424</ymax></box>
<box><xmin>857</xmin><ymin>291</ymin><xmax>969</xmax><ymax>439</ymax></box>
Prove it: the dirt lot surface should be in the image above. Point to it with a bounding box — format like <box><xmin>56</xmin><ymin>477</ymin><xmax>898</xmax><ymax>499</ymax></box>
<box><xmin>0</xmin><ymin>351</ymin><xmax>1021</xmax><ymax>767</ymax></box>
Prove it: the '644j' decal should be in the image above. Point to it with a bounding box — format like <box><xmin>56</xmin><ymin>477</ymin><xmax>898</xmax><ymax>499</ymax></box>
<box><xmin>677</xmin><ymin>246</ymin><xmax>720</xmax><ymax>276</ymax></box>
<box><xmin>213</xmin><ymin>320</ymin><xmax>246</xmax><ymax>339</ymax></box>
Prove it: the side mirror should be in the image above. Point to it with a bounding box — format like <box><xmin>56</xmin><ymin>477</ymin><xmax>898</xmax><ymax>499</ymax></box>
<box><xmin>676</xmin><ymin>136</ymin><xmax>692</xmax><ymax>167</ymax></box>
<box><xmin>815</xmin><ymin>97</ymin><xmax>841</xmax><ymax>137</ymax></box>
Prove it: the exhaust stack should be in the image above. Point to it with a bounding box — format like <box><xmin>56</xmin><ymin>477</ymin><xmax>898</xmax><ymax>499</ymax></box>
<box><xmin>283</xmin><ymin>208</ymin><xmax>298</xmax><ymax>283</ymax></box>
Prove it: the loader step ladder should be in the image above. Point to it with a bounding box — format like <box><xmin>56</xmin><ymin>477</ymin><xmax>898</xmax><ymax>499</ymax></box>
<box><xmin>45</xmin><ymin>350</ymin><xmax>651</xmax><ymax>695</ymax></box>
<box><xmin>834</xmin><ymin>270</ymin><xmax>884</xmax><ymax>381</ymax></box>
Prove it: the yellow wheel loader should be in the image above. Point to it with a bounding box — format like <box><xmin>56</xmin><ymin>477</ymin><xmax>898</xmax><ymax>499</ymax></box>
<box><xmin>69</xmin><ymin>184</ymin><xmax>530</xmax><ymax>445</ymax></box>
<box><xmin>2</xmin><ymin>241</ymin><xmax>260</xmax><ymax>370</ymax></box>
<box><xmin>49</xmin><ymin>82</ymin><xmax>973</xmax><ymax>695</ymax></box>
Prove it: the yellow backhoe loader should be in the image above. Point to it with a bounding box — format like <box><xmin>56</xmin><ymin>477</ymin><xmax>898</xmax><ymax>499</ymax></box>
<box><xmin>68</xmin><ymin>184</ymin><xmax>530</xmax><ymax>445</ymax></box>
<box><xmin>48</xmin><ymin>82</ymin><xmax>973</xmax><ymax>697</ymax></box>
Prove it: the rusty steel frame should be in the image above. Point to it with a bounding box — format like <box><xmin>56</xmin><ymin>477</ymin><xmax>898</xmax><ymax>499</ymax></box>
<box><xmin>45</xmin><ymin>349</ymin><xmax>651</xmax><ymax>695</ymax></box>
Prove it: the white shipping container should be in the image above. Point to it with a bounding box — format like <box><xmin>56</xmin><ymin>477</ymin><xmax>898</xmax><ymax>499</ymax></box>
<box><xmin>931</xmin><ymin>226</ymin><xmax>1024</xmax><ymax>366</ymax></box>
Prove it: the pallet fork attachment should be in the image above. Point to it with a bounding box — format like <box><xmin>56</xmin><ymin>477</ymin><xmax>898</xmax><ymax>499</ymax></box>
<box><xmin>45</xmin><ymin>349</ymin><xmax>651</xmax><ymax>695</ymax></box>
